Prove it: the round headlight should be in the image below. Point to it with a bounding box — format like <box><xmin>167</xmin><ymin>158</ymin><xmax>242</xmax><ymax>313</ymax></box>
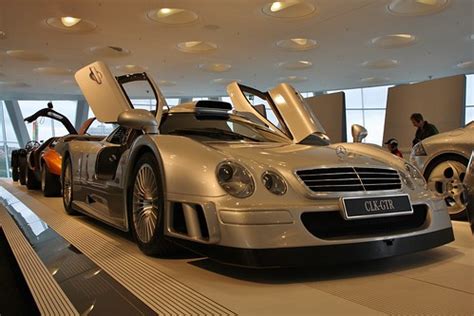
<box><xmin>262</xmin><ymin>171</ymin><xmax>287</xmax><ymax>195</ymax></box>
<box><xmin>216</xmin><ymin>161</ymin><xmax>255</xmax><ymax>198</ymax></box>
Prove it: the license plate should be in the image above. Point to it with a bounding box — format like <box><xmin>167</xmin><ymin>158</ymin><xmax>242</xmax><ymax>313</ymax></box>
<box><xmin>341</xmin><ymin>194</ymin><xmax>413</xmax><ymax>220</ymax></box>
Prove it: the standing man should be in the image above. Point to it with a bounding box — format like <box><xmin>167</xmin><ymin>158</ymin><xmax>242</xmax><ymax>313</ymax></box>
<box><xmin>410</xmin><ymin>113</ymin><xmax>439</xmax><ymax>146</ymax></box>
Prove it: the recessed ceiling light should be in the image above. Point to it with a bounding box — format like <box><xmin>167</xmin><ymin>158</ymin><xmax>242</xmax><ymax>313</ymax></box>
<box><xmin>360</xmin><ymin>77</ymin><xmax>391</xmax><ymax>84</ymax></box>
<box><xmin>199</xmin><ymin>63</ymin><xmax>232</xmax><ymax>72</ymax></box>
<box><xmin>263</xmin><ymin>1</ymin><xmax>316</xmax><ymax>19</ymax></box>
<box><xmin>371</xmin><ymin>34</ymin><xmax>417</xmax><ymax>48</ymax></box>
<box><xmin>276</xmin><ymin>38</ymin><xmax>317</xmax><ymax>51</ymax></box>
<box><xmin>211</xmin><ymin>78</ymin><xmax>242</xmax><ymax>85</ymax></box>
<box><xmin>33</xmin><ymin>67</ymin><xmax>73</xmax><ymax>75</ymax></box>
<box><xmin>46</xmin><ymin>17</ymin><xmax>96</xmax><ymax>33</ymax></box>
<box><xmin>157</xmin><ymin>80</ymin><xmax>177</xmax><ymax>87</ymax></box>
<box><xmin>88</xmin><ymin>46</ymin><xmax>131</xmax><ymax>58</ymax></box>
<box><xmin>115</xmin><ymin>65</ymin><xmax>148</xmax><ymax>73</ymax></box>
<box><xmin>361</xmin><ymin>59</ymin><xmax>400</xmax><ymax>69</ymax></box>
<box><xmin>278</xmin><ymin>75</ymin><xmax>308</xmax><ymax>83</ymax></box>
<box><xmin>469</xmin><ymin>34</ymin><xmax>474</xmax><ymax>41</ymax></box>
<box><xmin>0</xmin><ymin>81</ymin><xmax>30</xmax><ymax>88</ymax></box>
<box><xmin>6</xmin><ymin>50</ymin><xmax>49</xmax><ymax>61</ymax></box>
<box><xmin>147</xmin><ymin>8</ymin><xmax>198</xmax><ymax>24</ymax></box>
<box><xmin>0</xmin><ymin>31</ymin><xmax>6</xmax><ymax>40</ymax></box>
<box><xmin>387</xmin><ymin>0</ymin><xmax>450</xmax><ymax>16</ymax></box>
<box><xmin>278</xmin><ymin>60</ymin><xmax>312</xmax><ymax>70</ymax></box>
<box><xmin>61</xmin><ymin>16</ymin><xmax>82</xmax><ymax>27</ymax></box>
<box><xmin>177</xmin><ymin>41</ymin><xmax>217</xmax><ymax>53</ymax></box>
<box><xmin>456</xmin><ymin>60</ymin><xmax>474</xmax><ymax>69</ymax></box>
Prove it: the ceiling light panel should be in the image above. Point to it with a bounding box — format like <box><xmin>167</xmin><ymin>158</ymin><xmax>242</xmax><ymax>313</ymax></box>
<box><xmin>46</xmin><ymin>17</ymin><xmax>96</xmax><ymax>33</ymax></box>
<box><xmin>6</xmin><ymin>50</ymin><xmax>49</xmax><ymax>61</ymax></box>
<box><xmin>387</xmin><ymin>0</ymin><xmax>450</xmax><ymax>16</ymax></box>
<box><xmin>177</xmin><ymin>41</ymin><xmax>217</xmax><ymax>53</ymax></box>
<box><xmin>361</xmin><ymin>59</ymin><xmax>400</xmax><ymax>69</ymax></box>
<box><xmin>199</xmin><ymin>63</ymin><xmax>232</xmax><ymax>72</ymax></box>
<box><xmin>278</xmin><ymin>75</ymin><xmax>308</xmax><ymax>82</ymax></box>
<box><xmin>115</xmin><ymin>65</ymin><xmax>148</xmax><ymax>73</ymax></box>
<box><xmin>33</xmin><ymin>67</ymin><xmax>73</xmax><ymax>75</ymax></box>
<box><xmin>276</xmin><ymin>38</ymin><xmax>317</xmax><ymax>51</ymax></box>
<box><xmin>157</xmin><ymin>80</ymin><xmax>177</xmax><ymax>87</ymax></box>
<box><xmin>263</xmin><ymin>1</ymin><xmax>317</xmax><ymax>19</ymax></box>
<box><xmin>456</xmin><ymin>60</ymin><xmax>474</xmax><ymax>69</ymax></box>
<box><xmin>371</xmin><ymin>34</ymin><xmax>417</xmax><ymax>48</ymax></box>
<box><xmin>147</xmin><ymin>8</ymin><xmax>198</xmax><ymax>24</ymax></box>
<box><xmin>278</xmin><ymin>60</ymin><xmax>313</xmax><ymax>70</ymax></box>
<box><xmin>211</xmin><ymin>78</ymin><xmax>241</xmax><ymax>85</ymax></box>
<box><xmin>88</xmin><ymin>46</ymin><xmax>131</xmax><ymax>58</ymax></box>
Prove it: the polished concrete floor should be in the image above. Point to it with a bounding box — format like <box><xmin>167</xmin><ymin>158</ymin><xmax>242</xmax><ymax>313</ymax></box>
<box><xmin>1</xmin><ymin>179</ymin><xmax>473</xmax><ymax>315</ymax></box>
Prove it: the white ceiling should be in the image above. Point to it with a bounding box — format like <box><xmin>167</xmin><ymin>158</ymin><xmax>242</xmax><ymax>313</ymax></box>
<box><xmin>0</xmin><ymin>0</ymin><xmax>473</xmax><ymax>99</ymax></box>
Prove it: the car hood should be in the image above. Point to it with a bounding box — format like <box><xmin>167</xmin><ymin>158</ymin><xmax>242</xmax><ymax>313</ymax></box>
<box><xmin>422</xmin><ymin>123</ymin><xmax>474</xmax><ymax>145</ymax></box>
<box><xmin>205</xmin><ymin>141</ymin><xmax>403</xmax><ymax>171</ymax></box>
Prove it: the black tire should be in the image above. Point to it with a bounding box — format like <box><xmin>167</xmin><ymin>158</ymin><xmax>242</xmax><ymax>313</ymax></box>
<box><xmin>41</xmin><ymin>164</ymin><xmax>61</xmax><ymax>197</ymax></box>
<box><xmin>26</xmin><ymin>167</ymin><xmax>40</xmax><ymax>190</ymax></box>
<box><xmin>12</xmin><ymin>168</ymin><xmax>19</xmax><ymax>182</ymax></box>
<box><xmin>424</xmin><ymin>154</ymin><xmax>468</xmax><ymax>220</ymax></box>
<box><xmin>128</xmin><ymin>152</ymin><xmax>176</xmax><ymax>256</ymax></box>
<box><xmin>19</xmin><ymin>156</ymin><xmax>27</xmax><ymax>185</ymax></box>
<box><xmin>62</xmin><ymin>156</ymin><xmax>77</xmax><ymax>215</ymax></box>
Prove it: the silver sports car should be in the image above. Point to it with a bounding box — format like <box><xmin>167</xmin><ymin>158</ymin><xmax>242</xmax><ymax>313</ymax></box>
<box><xmin>57</xmin><ymin>61</ymin><xmax>453</xmax><ymax>267</ymax></box>
<box><xmin>411</xmin><ymin>122</ymin><xmax>474</xmax><ymax>219</ymax></box>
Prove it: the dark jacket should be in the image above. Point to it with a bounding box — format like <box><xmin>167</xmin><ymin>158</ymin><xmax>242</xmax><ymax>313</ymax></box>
<box><xmin>412</xmin><ymin>121</ymin><xmax>438</xmax><ymax>146</ymax></box>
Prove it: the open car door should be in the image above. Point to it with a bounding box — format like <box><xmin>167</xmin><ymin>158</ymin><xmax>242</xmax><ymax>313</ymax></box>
<box><xmin>227</xmin><ymin>82</ymin><xmax>327</xmax><ymax>143</ymax></box>
<box><xmin>75</xmin><ymin>61</ymin><xmax>167</xmax><ymax>125</ymax></box>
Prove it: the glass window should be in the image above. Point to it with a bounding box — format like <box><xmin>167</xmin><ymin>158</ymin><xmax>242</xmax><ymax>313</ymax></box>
<box><xmin>192</xmin><ymin>97</ymin><xmax>209</xmax><ymax>101</ymax></box>
<box><xmin>87</xmin><ymin>120</ymin><xmax>116</xmax><ymax>136</ymax></box>
<box><xmin>362</xmin><ymin>86</ymin><xmax>390</xmax><ymax>109</ymax></box>
<box><xmin>19</xmin><ymin>100</ymin><xmax>55</xmax><ymax>140</ymax></box>
<box><xmin>131</xmin><ymin>99</ymin><xmax>156</xmax><ymax>111</ymax></box>
<box><xmin>466</xmin><ymin>74</ymin><xmax>474</xmax><ymax>106</ymax></box>
<box><xmin>466</xmin><ymin>107</ymin><xmax>474</xmax><ymax>124</ymax></box>
<box><xmin>300</xmin><ymin>92</ymin><xmax>314</xmax><ymax>98</ymax></box>
<box><xmin>0</xmin><ymin>101</ymin><xmax>20</xmax><ymax>178</ymax></box>
<box><xmin>166</xmin><ymin>98</ymin><xmax>180</xmax><ymax>107</ymax></box>
<box><xmin>51</xmin><ymin>101</ymin><xmax>77</xmax><ymax>137</ymax></box>
<box><xmin>342</xmin><ymin>89</ymin><xmax>363</xmax><ymax>109</ymax></box>
<box><xmin>363</xmin><ymin>110</ymin><xmax>386</xmax><ymax>145</ymax></box>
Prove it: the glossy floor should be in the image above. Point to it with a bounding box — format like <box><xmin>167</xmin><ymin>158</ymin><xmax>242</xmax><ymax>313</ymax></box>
<box><xmin>1</xmin><ymin>179</ymin><xmax>473</xmax><ymax>315</ymax></box>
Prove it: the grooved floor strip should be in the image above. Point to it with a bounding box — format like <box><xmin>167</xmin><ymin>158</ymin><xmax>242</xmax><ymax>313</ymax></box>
<box><xmin>0</xmin><ymin>205</ymin><xmax>79</xmax><ymax>316</ymax></box>
<box><xmin>0</xmin><ymin>186</ymin><xmax>236</xmax><ymax>316</ymax></box>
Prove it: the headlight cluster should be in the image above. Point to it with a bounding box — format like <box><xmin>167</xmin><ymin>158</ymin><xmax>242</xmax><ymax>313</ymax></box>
<box><xmin>403</xmin><ymin>162</ymin><xmax>427</xmax><ymax>189</ymax></box>
<box><xmin>216</xmin><ymin>161</ymin><xmax>255</xmax><ymax>198</ymax></box>
<box><xmin>216</xmin><ymin>161</ymin><xmax>288</xmax><ymax>198</ymax></box>
<box><xmin>412</xmin><ymin>143</ymin><xmax>427</xmax><ymax>156</ymax></box>
<box><xmin>262</xmin><ymin>171</ymin><xmax>287</xmax><ymax>195</ymax></box>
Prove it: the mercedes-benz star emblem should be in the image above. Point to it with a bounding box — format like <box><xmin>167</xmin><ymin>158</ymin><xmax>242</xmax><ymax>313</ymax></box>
<box><xmin>336</xmin><ymin>145</ymin><xmax>347</xmax><ymax>159</ymax></box>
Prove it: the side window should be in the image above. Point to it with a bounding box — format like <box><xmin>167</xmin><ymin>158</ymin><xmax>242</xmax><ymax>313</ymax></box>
<box><xmin>106</xmin><ymin>127</ymin><xmax>130</xmax><ymax>145</ymax></box>
<box><xmin>86</xmin><ymin>120</ymin><xmax>116</xmax><ymax>136</ymax></box>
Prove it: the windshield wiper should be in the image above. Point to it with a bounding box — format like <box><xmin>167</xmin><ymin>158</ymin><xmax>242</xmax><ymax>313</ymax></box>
<box><xmin>168</xmin><ymin>128</ymin><xmax>261</xmax><ymax>142</ymax></box>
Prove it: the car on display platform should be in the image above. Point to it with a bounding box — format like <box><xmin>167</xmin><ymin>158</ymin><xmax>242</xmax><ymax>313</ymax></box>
<box><xmin>411</xmin><ymin>121</ymin><xmax>474</xmax><ymax>220</ymax></box>
<box><xmin>56</xmin><ymin>61</ymin><xmax>454</xmax><ymax>267</ymax></box>
<box><xmin>13</xmin><ymin>106</ymin><xmax>98</xmax><ymax>197</ymax></box>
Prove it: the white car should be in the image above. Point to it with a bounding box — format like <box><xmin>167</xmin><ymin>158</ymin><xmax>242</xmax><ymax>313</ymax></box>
<box><xmin>56</xmin><ymin>61</ymin><xmax>454</xmax><ymax>267</ymax></box>
<box><xmin>411</xmin><ymin>122</ymin><xmax>474</xmax><ymax>219</ymax></box>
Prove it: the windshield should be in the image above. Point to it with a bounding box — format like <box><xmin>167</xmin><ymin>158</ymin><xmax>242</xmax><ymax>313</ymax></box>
<box><xmin>160</xmin><ymin>112</ymin><xmax>289</xmax><ymax>143</ymax></box>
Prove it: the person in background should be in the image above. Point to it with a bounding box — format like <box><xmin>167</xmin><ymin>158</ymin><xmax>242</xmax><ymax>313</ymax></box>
<box><xmin>384</xmin><ymin>138</ymin><xmax>403</xmax><ymax>158</ymax></box>
<box><xmin>410</xmin><ymin>113</ymin><xmax>439</xmax><ymax>146</ymax></box>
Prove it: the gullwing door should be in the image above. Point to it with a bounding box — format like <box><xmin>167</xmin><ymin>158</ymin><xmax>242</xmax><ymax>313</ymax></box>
<box><xmin>75</xmin><ymin>61</ymin><xmax>166</xmax><ymax>125</ymax></box>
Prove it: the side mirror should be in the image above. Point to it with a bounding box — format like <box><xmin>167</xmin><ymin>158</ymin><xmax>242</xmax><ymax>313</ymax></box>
<box><xmin>351</xmin><ymin>124</ymin><xmax>368</xmax><ymax>143</ymax></box>
<box><xmin>117</xmin><ymin>109</ymin><xmax>158</xmax><ymax>134</ymax></box>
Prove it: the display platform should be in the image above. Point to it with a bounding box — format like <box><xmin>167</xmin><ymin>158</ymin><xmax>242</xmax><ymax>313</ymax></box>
<box><xmin>0</xmin><ymin>178</ymin><xmax>473</xmax><ymax>315</ymax></box>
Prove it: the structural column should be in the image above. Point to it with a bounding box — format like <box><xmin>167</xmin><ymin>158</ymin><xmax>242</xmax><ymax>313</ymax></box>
<box><xmin>4</xmin><ymin>100</ymin><xmax>30</xmax><ymax>147</ymax></box>
<box><xmin>75</xmin><ymin>100</ymin><xmax>89</xmax><ymax>129</ymax></box>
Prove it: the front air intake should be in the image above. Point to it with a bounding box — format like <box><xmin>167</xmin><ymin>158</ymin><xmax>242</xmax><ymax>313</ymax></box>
<box><xmin>296</xmin><ymin>167</ymin><xmax>401</xmax><ymax>192</ymax></box>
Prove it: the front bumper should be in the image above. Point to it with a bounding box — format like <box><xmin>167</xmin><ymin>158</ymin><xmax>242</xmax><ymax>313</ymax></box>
<box><xmin>173</xmin><ymin>227</ymin><xmax>454</xmax><ymax>268</ymax></box>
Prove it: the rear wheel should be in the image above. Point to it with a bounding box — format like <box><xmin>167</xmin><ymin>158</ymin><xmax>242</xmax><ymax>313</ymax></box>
<box><xmin>129</xmin><ymin>153</ymin><xmax>176</xmax><ymax>256</ymax></box>
<box><xmin>11</xmin><ymin>151</ymin><xmax>19</xmax><ymax>181</ymax></box>
<box><xmin>41</xmin><ymin>164</ymin><xmax>61</xmax><ymax>197</ymax></box>
<box><xmin>26</xmin><ymin>167</ymin><xmax>40</xmax><ymax>190</ymax></box>
<box><xmin>425</xmin><ymin>155</ymin><xmax>468</xmax><ymax>220</ymax></box>
<box><xmin>62</xmin><ymin>156</ymin><xmax>77</xmax><ymax>215</ymax></box>
<box><xmin>19</xmin><ymin>156</ymin><xmax>27</xmax><ymax>185</ymax></box>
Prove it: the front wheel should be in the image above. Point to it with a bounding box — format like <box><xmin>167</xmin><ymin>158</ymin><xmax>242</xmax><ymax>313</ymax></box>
<box><xmin>62</xmin><ymin>156</ymin><xmax>77</xmax><ymax>215</ymax></box>
<box><xmin>41</xmin><ymin>164</ymin><xmax>61</xmax><ymax>197</ymax></box>
<box><xmin>19</xmin><ymin>156</ymin><xmax>27</xmax><ymax>185</ymax></box>
<box><xmin>129</xmin><ymin>152</ymin><xmax>176</xmax><ymax>256</ymax></box>
<box><xmin>426</xmin><ymin>156</ymin><xmax>468</xmax><ymax>220</ymax></box>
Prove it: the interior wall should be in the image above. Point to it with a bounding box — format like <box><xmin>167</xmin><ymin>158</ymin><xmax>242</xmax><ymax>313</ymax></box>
<box><xmin>305</xmin><ymin>92</ymin><xmax>346</xmax><ymax>143</ymax></box>
<box><xmin>384</xmin><ymin>75</ymin><xmax>466</xmax><ymax>152</ymax></box>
